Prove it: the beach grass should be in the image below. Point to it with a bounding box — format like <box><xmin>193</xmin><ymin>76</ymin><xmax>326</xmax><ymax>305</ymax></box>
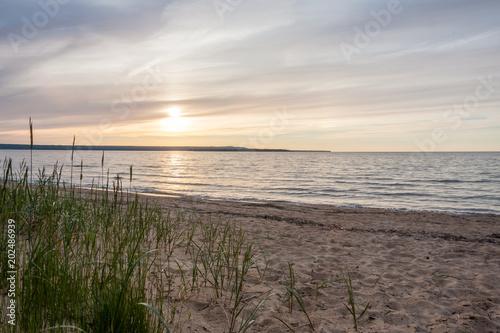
<box><xmin>342</xmin><ymin>272</ymin><xmax>370</xmax><ymax>331</ymax></box>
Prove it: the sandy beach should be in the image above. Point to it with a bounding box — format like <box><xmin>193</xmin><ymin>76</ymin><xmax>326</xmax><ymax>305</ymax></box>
<box><xmin>140</xmin><ymin>193</ymin><xmax>500</xmax><ymax>333</ymax></box>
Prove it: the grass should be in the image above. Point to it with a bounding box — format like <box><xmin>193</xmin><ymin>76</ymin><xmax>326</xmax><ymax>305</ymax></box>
<box><xmin>284</xmin><ymin>286</ymin><xmax>315</xmax><ymax>331</ymax></box>
<box><xmin>280</xmin><ymin>261</ymin><xmax>314</xmax><ymax>331</ymax></box>
<box><xmin>314</xmin><ymin>280</ymin><xmax>333</xmax><ymax>311</ymax></box>
<box><xmin>430</xmin><ymin>270</ymin><xmax>456</xmax><ymax>279</ymax></box>
<box><xmin>285</xmin><ymin>262</ymin><xmax>295</xmax><ymax>314</ymax></box>
<box><xmin>341</xmin><ymin>272</ymin><xmax>370</xmax><ymax>331</ymax></box>
<box><xmin>0</xmin><ymin>157</ymin><xmax>162</xmax><ymax>332</ymax></box>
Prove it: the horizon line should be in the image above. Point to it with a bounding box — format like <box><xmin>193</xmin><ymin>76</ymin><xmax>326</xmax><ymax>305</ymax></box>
<box><xmin>1</xmin><ymin>144</ymin><xmax>499</xmax><ymax>153</ymax></box>
<box><xmin>0</xmin><ymin>143</ymin><xmax>329</xmax><ymax>153</ymax></box>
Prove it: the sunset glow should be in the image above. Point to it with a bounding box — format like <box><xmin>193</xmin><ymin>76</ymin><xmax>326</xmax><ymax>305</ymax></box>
<box><xmin>161</xmin><ymin>107</ymin><xmax>190</xmax><ymax>132</ymax></box>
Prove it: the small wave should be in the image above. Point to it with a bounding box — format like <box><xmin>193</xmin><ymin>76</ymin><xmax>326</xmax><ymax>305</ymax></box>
<box><xmin>272</xmin><ymin>187</ymin><xmax>310</xmax><ymax>192</ymax></box>
<box><xmin>375</xmin><ymin>192</ymin><xmax>434</xmax><ymax>197</ymax></box>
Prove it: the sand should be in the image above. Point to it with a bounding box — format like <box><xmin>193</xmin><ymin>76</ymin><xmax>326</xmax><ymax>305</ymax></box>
<box><xmin>141</xmin><ymin>193</ymin><xmax>500</xmax><ymax>333</ymax></box>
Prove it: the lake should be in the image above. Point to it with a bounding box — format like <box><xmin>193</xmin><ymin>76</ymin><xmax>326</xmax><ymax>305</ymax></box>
<box><xmin>1</xmin><ymin>150</ymin><xmax>499</xmax><ymax>215</ymax></box>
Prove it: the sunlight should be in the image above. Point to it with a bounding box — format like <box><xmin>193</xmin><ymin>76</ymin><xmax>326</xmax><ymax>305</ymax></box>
<box><xmin>161</xmin><ymin>107</ymin><xmax>190</xmax><ymax>132</ymax></box>
<box><xmin>166</xmin><ymin>107</ymin><xmax>181</xmax><ymax>117</ymax></box>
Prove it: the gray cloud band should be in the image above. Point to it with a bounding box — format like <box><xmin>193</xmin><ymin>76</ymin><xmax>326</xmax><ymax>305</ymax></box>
<box><xmin>339</xmin><ymin>0</ymin><xmax>405</xmax><ymax>64</ymax></box>
<box><xmin>7</xmin><ymin>0</ymin><xmax>71</xmax><ymax>54</ymax></box>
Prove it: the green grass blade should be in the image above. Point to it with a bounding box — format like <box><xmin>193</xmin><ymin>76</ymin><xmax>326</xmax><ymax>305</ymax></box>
<box><xmin>358</xmin><ymin>302</ymin><xmax>370</xmax><ymax>320</ymax></box>
<box><xmin>273</xmin><ymin>316</ymin><xmax>296</xmax><ymax>333</ymax></box>
<box><xmin>344</xmin><ymin>303</ymin><xmax>355</xmax><ymax>316</ymax></box>
<box><xmin>286</xmin><ymin>286</ymin><xmax>315</xmax><ymax>331</ymax></box>
<box><xmin>239</xmin><ymin>293</ymin><xmax>275</xmax><ymax>333</ymax></box>
<box><xmin>113</xmin><ymin>249</ymin><xmax>158</xmax><ymax>328</ymax></box>
<box><xmin>138</xmin><ymin>302</ymin><xmax>171</xmax><ymax>333</ymax></box>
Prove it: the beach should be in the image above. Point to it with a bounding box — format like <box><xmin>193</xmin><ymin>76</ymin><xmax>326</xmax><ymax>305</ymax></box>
<box><xmin>142</xmin><ymin>193</ymin><xmax>500</xmax><ymax>333</ymax></box>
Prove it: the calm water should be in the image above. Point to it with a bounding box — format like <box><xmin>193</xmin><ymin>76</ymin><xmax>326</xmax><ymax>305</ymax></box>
<box><xmin>1</xmin><ymin>150</ymin><xmax>499</xmax><ymax>215</ymax></box>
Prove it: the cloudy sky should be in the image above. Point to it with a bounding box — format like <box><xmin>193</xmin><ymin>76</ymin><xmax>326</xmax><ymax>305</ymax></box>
<box><xmin>1</xmin><ymin>0</ymin><xmax>499</xmax><ymax>151</ymax></box>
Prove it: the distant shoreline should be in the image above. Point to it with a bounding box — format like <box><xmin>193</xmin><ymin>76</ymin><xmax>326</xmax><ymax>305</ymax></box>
<box><xmin>2</xmin><ymin>145</ymin><xmax>498</xmax><ymax>153</ymax></box>
<box><xmin>0</xmin><ymin>144</ymin><xmax>330</xmax><ymax>153</ymax></box>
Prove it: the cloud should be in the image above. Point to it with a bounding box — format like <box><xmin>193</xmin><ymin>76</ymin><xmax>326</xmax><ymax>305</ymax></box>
<box><xmin>0</xmin><ymin>0</ymin><xmax>499</xmax><ymax>150</ymax></box>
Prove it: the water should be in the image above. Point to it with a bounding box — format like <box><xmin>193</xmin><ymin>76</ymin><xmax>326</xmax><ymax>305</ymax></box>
<box><xmin>1</xmin><ymin>150</ymin><xmax>499</xmax><ymax>215</ymax></box>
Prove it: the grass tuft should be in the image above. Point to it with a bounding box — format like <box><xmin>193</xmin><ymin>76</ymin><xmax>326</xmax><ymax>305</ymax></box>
<box><xmin>342</xmin><ymin>272</ymin><xmax>370</xmax><ymax>331</ymax></box>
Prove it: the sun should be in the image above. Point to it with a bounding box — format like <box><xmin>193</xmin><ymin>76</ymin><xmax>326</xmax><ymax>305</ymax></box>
<box><xmin>161</xmin><ymin>107</ymin><xmax>190</xmax><ymax>132</ymax></box>
<box><xmin>167</xmin><ymin>107</ymin><xmax>181</xmax><ymax>117</ymax></box>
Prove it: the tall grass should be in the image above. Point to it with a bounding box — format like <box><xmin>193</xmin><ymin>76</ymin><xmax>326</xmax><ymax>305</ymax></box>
<box><xmin>0</xmin><ymin>159</ymin><xmax>161</xmax><ymax>332</ymax></box>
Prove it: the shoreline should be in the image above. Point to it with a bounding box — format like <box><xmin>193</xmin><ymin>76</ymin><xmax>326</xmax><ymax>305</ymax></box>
<box><xmin>3</xmin><ymin>150</ymin><xmax>499</xmax><ymax>216</ymax></box>
<box><xmin>114</xmin><ymin>187</ymin><xmax>500</xmax><ymax>217</ymax></box>
<box><xmin>39</xmin><ymin>183</ymin><xmax>499</xmax><ymax>217</ymax></box>
<box><xmin>135</xmin><ymin>190</ymin><xmax>500</xmax><ymax>238</ymax></box>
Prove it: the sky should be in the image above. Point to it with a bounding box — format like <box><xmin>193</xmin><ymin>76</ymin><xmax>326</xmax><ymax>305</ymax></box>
<box><xmin>0</xmin><ymin>0</ymin><xmax>499</xmax><ymax>151</ymax></box>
